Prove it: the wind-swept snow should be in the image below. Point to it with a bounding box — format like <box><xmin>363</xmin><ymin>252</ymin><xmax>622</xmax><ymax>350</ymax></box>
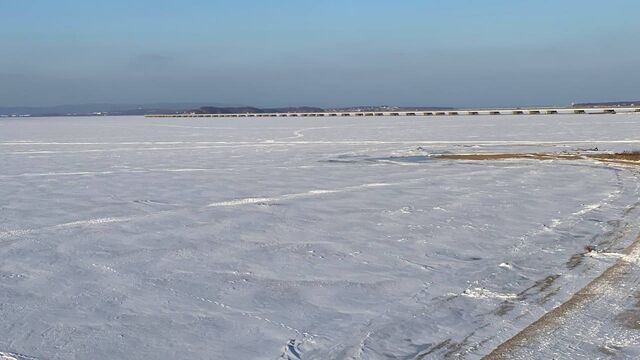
<box><xmin>1</xmin><ymin>115</ymin><xmax>640</xmax><ymax>359</ymax></box>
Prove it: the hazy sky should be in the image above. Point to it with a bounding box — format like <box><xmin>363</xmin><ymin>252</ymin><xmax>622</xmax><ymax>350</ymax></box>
<box><xmin>2</xmin><ymin>0</ymin><xmax>640</xmax><ymax>108</ymax></box>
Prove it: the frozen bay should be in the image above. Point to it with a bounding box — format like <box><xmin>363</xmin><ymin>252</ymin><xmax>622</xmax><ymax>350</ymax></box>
<box><xmin>1</xmin><ymin>114</ymin><xmax>640</xmax><ymax>359</ymax></box>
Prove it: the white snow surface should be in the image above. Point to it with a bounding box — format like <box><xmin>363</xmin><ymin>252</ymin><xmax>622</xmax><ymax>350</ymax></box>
<box><xmin>1</xmin><ymin>115</ymin><xmax>640</xmax><ymax>359</ymax></box>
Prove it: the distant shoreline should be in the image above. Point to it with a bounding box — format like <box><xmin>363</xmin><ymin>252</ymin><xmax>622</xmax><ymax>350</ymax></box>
<box><xmin>2</xmin><ymin>101</ymin><xmax>639</xmax><ymax>118</ymax></box>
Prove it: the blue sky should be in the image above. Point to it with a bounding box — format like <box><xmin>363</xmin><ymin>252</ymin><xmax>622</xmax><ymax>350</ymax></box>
<box><xmin>1</xmin><ymin>0</ymin><xmax>639</xmax><ymax>107</ymax></box>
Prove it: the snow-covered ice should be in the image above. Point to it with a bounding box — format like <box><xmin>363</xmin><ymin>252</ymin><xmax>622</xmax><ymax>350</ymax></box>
<box><xmin>1</xmin><ymin>114</ymin><xmax>640</xmax><ymax>359</ymax></box>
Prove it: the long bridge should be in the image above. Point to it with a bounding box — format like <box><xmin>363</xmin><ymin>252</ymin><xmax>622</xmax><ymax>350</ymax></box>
<box><xmin>146</xmin><ymin>107</ymin><xmax>640</xmax><ymax>118</ymax></box>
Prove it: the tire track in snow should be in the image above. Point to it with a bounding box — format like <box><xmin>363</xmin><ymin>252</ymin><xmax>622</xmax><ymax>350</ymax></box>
<box><xmin>0</xmin><ymin>178</ymin><xmax>427</xmax><ymax>242</ymax></box>
<box><xmin>0</xmin><ymin>216</ymin><xmax>136</xmax><ymax>242</ymax></box>
<box><xmin>207</xmin><ymin>182</ymin><xmax>401</xmax><ymax>207</ymax></box>
<box><xmin>0</xmin><ymin>164</ymin><xmax>343</xmax><ymax>179</ymax></box>
<box><xmin>5</xmin><ymin>140</ymin><xmax>640</xmax><ymax>156</ymax></box>
<box><xmin>278</xmin><ymin>126</ymin><xmax>336</xmax><ymax>141</ymax></box>
<box><xmin>4</xmin><ymin>144</ymin><xmax>289</xmax><ymax>155</ymax></box>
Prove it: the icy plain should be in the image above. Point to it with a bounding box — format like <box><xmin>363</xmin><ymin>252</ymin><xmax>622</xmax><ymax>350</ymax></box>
<box><xmin>1</xmin><ymin>114</ymin><xmax>640</xmax><ymax>359</ymax></box>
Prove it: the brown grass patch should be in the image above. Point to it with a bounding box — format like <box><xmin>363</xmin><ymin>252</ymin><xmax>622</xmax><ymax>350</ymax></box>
<box><xmin>589</xmin><ymin>151</ymin><xmax>640</xmax><ymax>162</ymax></box>
<box><xmin>435</xmin><ymin>151</ymin><xmax>640</xmax><ymax>165</ymax></box>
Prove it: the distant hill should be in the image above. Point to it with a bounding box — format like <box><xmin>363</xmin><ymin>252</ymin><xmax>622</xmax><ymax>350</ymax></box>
<box><xmin>0</xmin><ymin>104</ymin><xmax>453</xmax><ymax>117</ymax></box>
<box><xmin>10</xmin><ymin>101</ymin><xmax>638</xmax><ymax>117</ymax></box>
<box><xmin>193</xmin><ymin>106</ymin><xmax>325</xmax><ymax>114</ymax></box>
<box><xmin>0</xmin><ymin>103</ymin><xmax>222</xmax><ymax>117</ymax></box>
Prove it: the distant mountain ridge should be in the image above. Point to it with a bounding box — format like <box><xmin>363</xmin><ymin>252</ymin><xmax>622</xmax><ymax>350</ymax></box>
<box><xmin>194</xmin><ymin>106</ymin><xmax>324</xmax><ymax>114</ymax></box>
<box><xmin>0</xmin><ymin>103</ymin><xmax>227</xmax><ymax>117</ymax></box>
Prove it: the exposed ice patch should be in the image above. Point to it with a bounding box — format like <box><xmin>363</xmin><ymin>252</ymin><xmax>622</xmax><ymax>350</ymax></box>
<box><xmin>462</xmin><ymin>287</ymin><xmax>518</xmax><ymax>300</ymax></box>
<box><xmin>55</xmin><ymin>217</ymin><xmax>133</xmax><ymax>228</ymax></box>
<box><xmin>398</xmin><ymin>206</ymin><xmax>413</xmax><ymax>214</ymax></box>
<box><xmin>573</xmin><ymin>203</ymin><xmax>601</xmax><ymax>216</ymax></box>
<box><xmin>280</xmin><ymin>339</ymin><xmax>303</xmax><ymax>360</ymax></box>
<box><xmin>375</xmin><ymin>159</ymin><xmax>423</xmax><ymax>166</ymax></box>
<box><xmin>586</xmin><ymin>251</ymin><xmax>640</xmax><ymax>264</ymax></box>
<box><xmin>150</xmin><ymin>168</ymin><xmax>211</xmax><ymax>172</ymax></box>
<box><xmin>0</xmin><ymin>171</ymin><xmax>118</xmax><ymax>178</ymax></box>
<box><xmin>385</xmin><ymin>206</ymin><xmax>419</xmax><ymax>216</ymax></box>
<box><xmin>92</xmin><ymin>263</ymin><xmax>118</xmax><ymax>273</ymax></box>
<box><xmin>208</xmin><ymin>197</ymin><xmax>276</xmax><ymax>207</ymax></box>
<box><xmin>0</xmin><ymin>352</ymin><xmax>38</xmax><ymax>360</ymax></box>
<box><xmin>306</xmin><ymin>190</ymin><xmax>340</xmax><ymax>195</ymax></box>
<box><xmin>0</xmin><ymin>229</ymin><xmax>36</xmax><ymax>240</ymax></box>
<box><xmin>0</xmin><ymin>353</ymin><xmax>17</xmax><ymax>360</ymax></box>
